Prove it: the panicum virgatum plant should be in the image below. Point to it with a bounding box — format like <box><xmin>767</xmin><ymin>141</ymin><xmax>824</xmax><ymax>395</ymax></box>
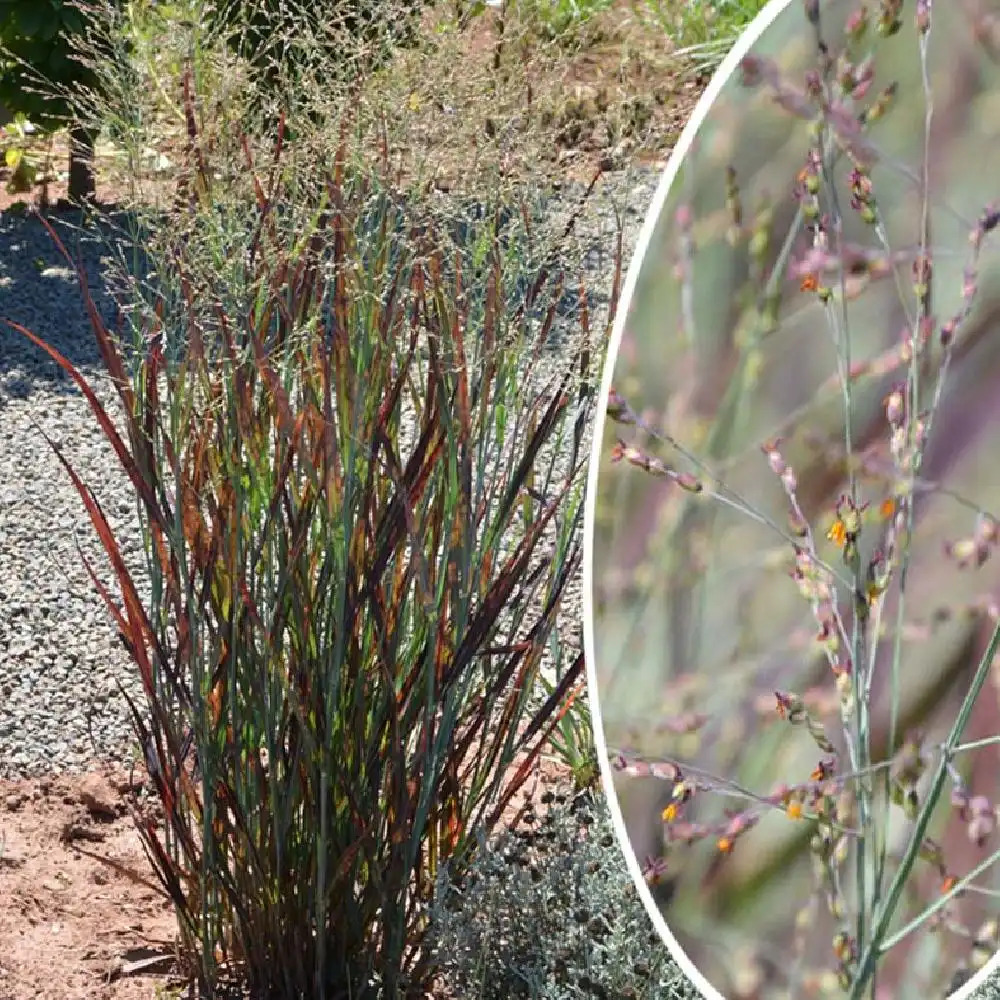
<box><xmin>591</xmin><ymin>2</ymin><xmax>1000</xmax><ymax>998</ymax></box>
<box><xmin>6</xmin><ymin>0</ymin><xmax>629</xmax><ymax>996</ymax></box>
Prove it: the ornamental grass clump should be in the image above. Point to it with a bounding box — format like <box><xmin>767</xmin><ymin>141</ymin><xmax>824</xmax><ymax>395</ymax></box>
<box><xmin>8</xmin><ymin>61</ymin><xmax>614</xmax><ymax>997</ymax></box>
<box><xmin>592</xmin><ymin>2</ymin><xmax>1000</xmax><ymax>998</ymax></box>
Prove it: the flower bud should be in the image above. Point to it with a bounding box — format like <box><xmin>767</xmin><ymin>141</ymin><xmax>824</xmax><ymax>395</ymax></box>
<box><xmin>845</xmin><ymin>6</ymin><xmax>869</xmax><ymax>42</ymax></box>
<box><xmin>915</xmin><ymin>0</ymin><xmax>931</xmax><ymax>35</ymax></box>
<box><xmin>885</xmin><ymin>386</ymin><xmax>904</xmax><ymax>426</ymax></box>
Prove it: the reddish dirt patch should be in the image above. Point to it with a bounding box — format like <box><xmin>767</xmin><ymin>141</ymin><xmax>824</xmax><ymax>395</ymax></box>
<box><xmin>0</xmin><ymin>769</ymin><xmax>183</xmax><ymax>1000</ymax></box>
<box><xmin>0</xmin><ymin>755</ymin><xmax>580</xmax><ymax>999</ymax></box>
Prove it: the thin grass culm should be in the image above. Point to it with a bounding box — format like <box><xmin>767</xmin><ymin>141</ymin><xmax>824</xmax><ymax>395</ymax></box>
<box><xmin>591</xmin><ymin>2</ymin><xmax>1000</xmax><ymax>998</ymax></box>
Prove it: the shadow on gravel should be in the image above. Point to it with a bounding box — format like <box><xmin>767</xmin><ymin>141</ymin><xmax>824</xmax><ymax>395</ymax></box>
<box><xmin>0</xmin><ymin>204</ymin><xmax>155</xmax><ymax>400</ymax></box>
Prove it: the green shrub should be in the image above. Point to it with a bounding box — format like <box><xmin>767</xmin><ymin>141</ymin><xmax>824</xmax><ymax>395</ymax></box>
<box><xmin>520</xmin><ymin>0</ymin><xmax>616</xmax><ymax>43</ymax></box>
<box><xmin>0</xmin><ymin>0</ymin><xmax>94</xmax><ymax>126</ymax></box>
<box><xmin>430</xmin><ymin>784</ymin><xmax>695</xmax><ymax>999</ymax></box>
<box><xmin>0</xmin><ymin>0</ymin><xmax>114</xmax><ymax>197</ymax></box>
<box><xmin>640</xmin><ymin>0</ymin><xmax>770</xmax><ymax>72</ymax></box>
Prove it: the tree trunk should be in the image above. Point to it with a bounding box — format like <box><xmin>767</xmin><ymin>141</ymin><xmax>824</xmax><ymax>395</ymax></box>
<box><xmin>68</xmin><ymin>124</ymin><xmax>96</xmax><ymax>203</ymax></box>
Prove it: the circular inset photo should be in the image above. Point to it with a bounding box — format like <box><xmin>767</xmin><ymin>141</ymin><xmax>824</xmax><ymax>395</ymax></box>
<box><xmin>585</xmin><ymin>3</ymin><xmax>1000</xmax><ymax>999</ymax></box>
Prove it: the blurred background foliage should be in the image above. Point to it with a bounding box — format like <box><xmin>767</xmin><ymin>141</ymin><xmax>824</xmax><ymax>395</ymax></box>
<box><xmin>591</xmin><ymin>2</ymin><xmax>1000</xmax><ymax>997</ymax></box>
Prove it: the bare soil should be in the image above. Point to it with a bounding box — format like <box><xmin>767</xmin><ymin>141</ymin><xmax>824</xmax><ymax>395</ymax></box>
<box><xmin>0</xmin><ymin>757</ymin><xmax>582</xmax><ymax>999</ymax></box>
<box><xmin>0</xmin><ymin>769</ymin><xmax>181</xmax><ymax>1000</ymax></box>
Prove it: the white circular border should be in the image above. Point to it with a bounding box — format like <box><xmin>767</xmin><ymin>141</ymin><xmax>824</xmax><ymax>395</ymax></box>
<box><xmin>580</xmin><ymin>1</ymin><xmax>1000</xmax><ymax>997</ymax></box>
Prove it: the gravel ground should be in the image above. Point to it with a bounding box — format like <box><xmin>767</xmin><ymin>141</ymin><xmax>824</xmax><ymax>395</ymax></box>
<box><xmin>0</xmin><ymin>163</ymin><xmax>661</xmax><ymax>779</ymax></box>
<box><xmin>977</xmin><ymin>977</ymin><xmax>1000</xmax><ymax>1000</ymax></box>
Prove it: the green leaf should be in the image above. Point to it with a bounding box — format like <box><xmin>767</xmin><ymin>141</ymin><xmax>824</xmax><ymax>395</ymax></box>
<box><xmin>38</xmin><ymin>15</ymin><xmax>60</xmax><ymax>41</ymax></box>
<box><xmin>6</xmin><ymin>155</ymin><xmax>36</xmax><ymax>193</ymax></box>
<box><xmin>14</xmin><ymin>4</ymin><xmax>45</xmax><ymax>36</ymax></box>
<box><xmin>495</xmin><ymin>401</ymin><xmax>507</xmax><ymax>446</ymax></box>
<box><xmin>60</xmin><ymin>7</ymin><xmax>85</xmax><ymax>35</ymax></box>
